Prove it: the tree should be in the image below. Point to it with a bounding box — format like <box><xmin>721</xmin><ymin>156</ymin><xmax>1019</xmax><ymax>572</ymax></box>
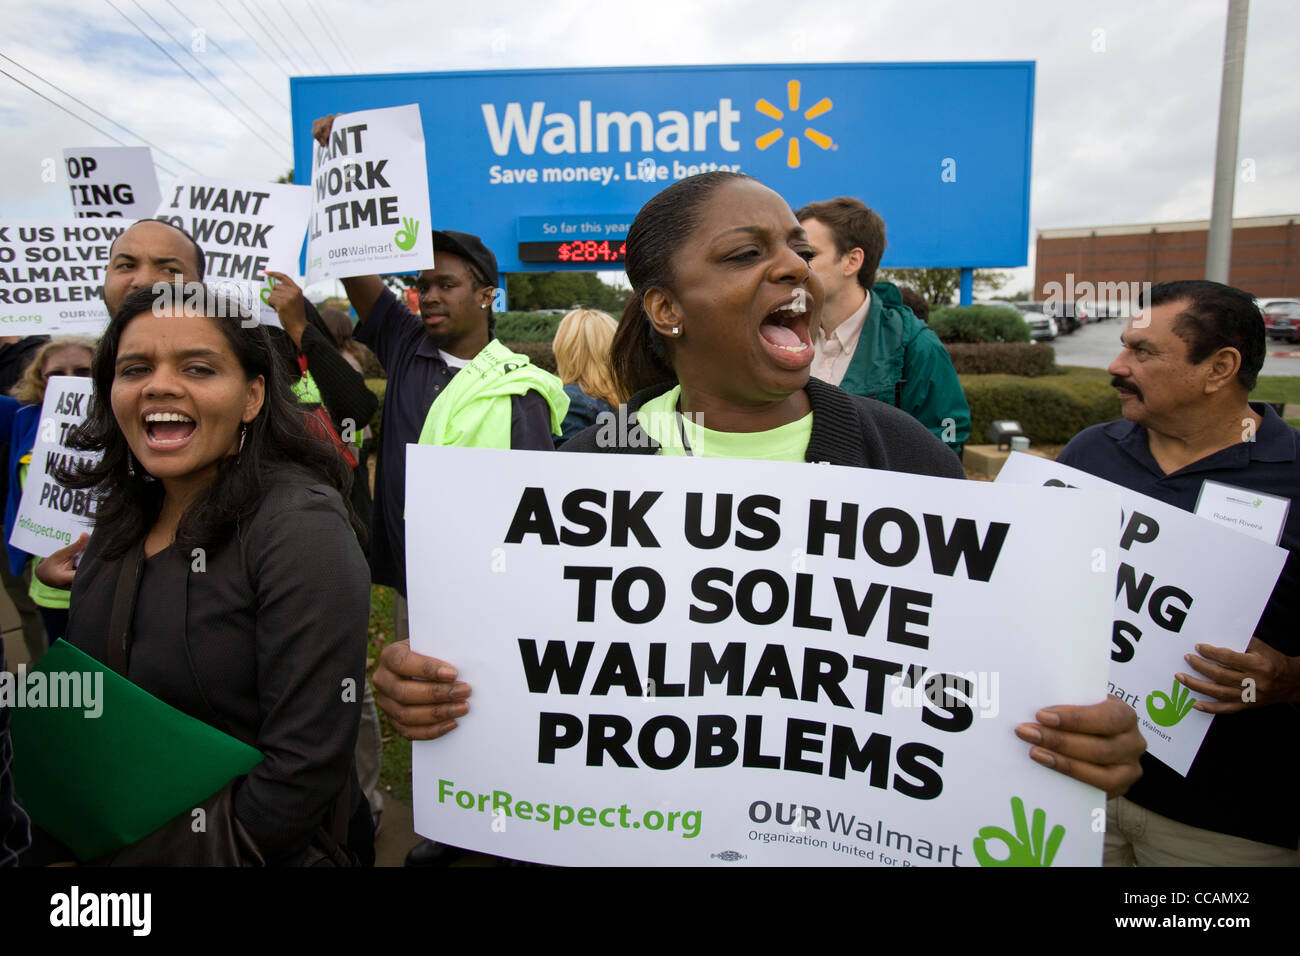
<box><xmin>877</xmin><ymin>268</ymin><xmax>1012</xmax><ymax>307</ymax></box>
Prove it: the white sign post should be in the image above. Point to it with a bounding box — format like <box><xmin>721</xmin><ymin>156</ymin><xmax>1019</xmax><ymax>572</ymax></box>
<box><xmin>407</xmin><ymin>447</ymin><xmax>1119</xmax><ymax>867</ymax></box>
<box><xmin>305</xmin><ymin>104</ymin><xmax>434</xmax><ymax>284</ymax></box>
<box><xmin>155</xmin><ymin>177</ymin><xmax>311</xmax><ymax>326</ymax></box>
<box><xmin>62</xmin><ymin>147</ymin><xmax>162</xmax><ymax>220</ymax></box>
<box><xmin>0</xmin><ymin>219</ymin><xmax>119</xmax><ymax>335</ymax></box>
<box><xmin>9</xmin><ymin>377</ymin><xmax>99</xmax><ymax>559</ymax></box>
<box><xmin>996</xmin><ymin>452</ymin><xmax>1287</xmax><ymax>776</ymax></box>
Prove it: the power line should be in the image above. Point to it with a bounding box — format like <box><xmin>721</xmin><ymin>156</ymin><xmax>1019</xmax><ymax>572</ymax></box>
<box><xmin>277</xmin><ymin>0</ymin><xmax>331</xmax><ymax>73</ymax></box>
<box><xmin>103</xmin><ymin>0</ymin><xmax>290</xmax><ymax>163</ymax></box>
<box><xmin>0</xmin><ymin>67</ymin><xmax>178</xmax><ymax>178</ymax></box>
<box><xmin>0</xmin><ymin>54</ymin><xmax>197</xmax><ymax>175</ymax></box>
<box><xmin>130</xmin><ymin>0</ymin><xmax>291</xmax><ymax>145</ymax></box>
<box><xmin>239</xmin><ymin>0</ymin><xmax>307</xmax><ymax>74</ymax></box>
<box><xmin>213</xmin><ymin>0</ymin><xmax>291</xmax><ymax>79</ymax></box>
<box><xmin>164</xmin><ymin>0</ymin><xmax>289</xmax><ymax>110</ymax></box>
<box><xmin>305</xmin><ymin>0</ymin><xmax>357</xmax><ymax>73</ymax></box>
<box><xmin>259</xmin><ymin>2</ymin><xmax>321</xmax><ymax>74</ymax></box>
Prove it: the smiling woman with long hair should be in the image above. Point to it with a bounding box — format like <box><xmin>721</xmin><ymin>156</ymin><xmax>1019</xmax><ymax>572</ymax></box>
<box><xmin>31</xmin><ymin>285</ymin><xmax>372</xmax><ymax>866</ymax></box>
<box><xmin>371</xmin><ymin>173</ymin><xmax>1146</xmax><ymax>806</ymax></box>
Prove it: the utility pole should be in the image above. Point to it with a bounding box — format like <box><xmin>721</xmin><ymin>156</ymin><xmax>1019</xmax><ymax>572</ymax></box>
<box><xmin>1206</xmin><ymin>0</ymin><xmax>1249</xmax><ymax>283</ymax></box>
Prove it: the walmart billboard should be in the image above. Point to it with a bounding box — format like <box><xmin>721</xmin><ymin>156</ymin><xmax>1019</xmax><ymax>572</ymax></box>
<box><xmin>291</xmin><ymin>62</ymin><xmax>1034</xmax><ymax>273</ymax></box>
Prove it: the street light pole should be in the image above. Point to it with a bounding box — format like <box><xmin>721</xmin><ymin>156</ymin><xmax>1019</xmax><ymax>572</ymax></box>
<box><xmin>1206</xmin><ymin>0</ymin><xmax>1249</xmax><ymax>283</ymax></box>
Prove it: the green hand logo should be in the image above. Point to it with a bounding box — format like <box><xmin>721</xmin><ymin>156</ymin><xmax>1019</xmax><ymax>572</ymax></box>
<box><xmin>394</xmin><ymin>216</ymin><xmax>419</xmax><ymax>251</ymax></box>
<box><xmin>1145</xmin><ymin>678</ymin><xmax>1195</xmax><ymax>726</ymax></box>
<box><xmin>973</xmin><ymin>796</ymin><xmax>1066</xmax><ymax>867</ymax></box>
<box><xmin>259</xmin><ymin>275</ymin><xmax>275</xmax><ymax>305</ymax></box>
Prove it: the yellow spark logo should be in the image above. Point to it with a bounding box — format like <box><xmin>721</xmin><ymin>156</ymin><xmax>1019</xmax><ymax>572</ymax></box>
<box><xmin>754</xmin><ymin>80</ymin><xmax>834</xmax><ymax>169</ymax></box>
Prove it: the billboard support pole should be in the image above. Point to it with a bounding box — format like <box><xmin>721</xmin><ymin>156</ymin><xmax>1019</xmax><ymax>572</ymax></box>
<box><xmin>959</xmin><ymin>267</ymin><xmax>974</xmax><ymax>306</ymax></box>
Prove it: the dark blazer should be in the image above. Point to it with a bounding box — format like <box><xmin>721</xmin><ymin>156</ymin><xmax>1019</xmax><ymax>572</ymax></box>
<box><xmin>560</xmin><ymin>378</ymin><xmax>966</xmax><ymax>480</ymax></box>
<box><xmin>64</xmin><ymin>470</ymin><xmax>370</xmax><ymax>865</ymax></box>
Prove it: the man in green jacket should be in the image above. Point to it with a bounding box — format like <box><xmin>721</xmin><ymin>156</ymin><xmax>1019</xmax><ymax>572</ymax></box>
<box><xmin>796</xmin><ymin>197</ymin><xmax>970</xmax><ymax>455</ymax></box>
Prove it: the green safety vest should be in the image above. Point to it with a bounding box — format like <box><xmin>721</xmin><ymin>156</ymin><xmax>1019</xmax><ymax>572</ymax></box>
<box><xmin>418</xmin><ymin>339</ymin><xmax>569</xmax><ymax>449</ymax></box>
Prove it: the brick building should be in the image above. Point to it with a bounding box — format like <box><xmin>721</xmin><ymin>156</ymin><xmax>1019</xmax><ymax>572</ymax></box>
<box><xmin>1035</xmin><ymin>214</ymin><xmax>1300</xmax><ymax>311</ymax></box>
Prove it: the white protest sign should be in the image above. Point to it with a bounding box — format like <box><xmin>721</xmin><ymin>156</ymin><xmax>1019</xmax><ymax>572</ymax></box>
<box><xmin>996</xmin><ymin>452</ymin><xmax>1287</xmax><ymax>776</ymax></box>
<box><xmin>9</xmin><ymin>377</ymin><xmax>99</xmax><ymax>558</ymax></box>
<box><xmin>62</xmin><ymin>147</ymin><xmax>162</xmax><ymax>220</ymax></box>
<box><xmin>305</xmin><ymin>104</ymin><xmax>434</xmax><ymax>284</ymax></box>
<box><xmin>156</xmin><ymin>177</ymin><xmax>311</xmax><ymax>325</ymax></box>
<box><xmin>0</xmin><ymin>219</ymin><xmax>118</xmax><ymax>334</ymax></box>
<box><xmin>408</xmin><ymin>447</ymin><xmax>1117</xmax><ymax>867</ymax></box>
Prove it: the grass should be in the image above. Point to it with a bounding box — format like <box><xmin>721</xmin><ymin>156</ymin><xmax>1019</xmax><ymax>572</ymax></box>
<box><xmin>367</xmin><ymin>584</ymin><xmax>413</xmax><ymax>804</ymax></box>
<box><xmin>1249</xmin><ymin>377</ymin><xmax>1300</xmax><ymax>406</ymax></box>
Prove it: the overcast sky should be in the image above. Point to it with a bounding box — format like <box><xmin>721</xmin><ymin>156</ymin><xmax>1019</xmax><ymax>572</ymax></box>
<box><xmin>2</xmin><ymin>0</ymin><xmax>1296</xmax><ymax>292</ymax></box>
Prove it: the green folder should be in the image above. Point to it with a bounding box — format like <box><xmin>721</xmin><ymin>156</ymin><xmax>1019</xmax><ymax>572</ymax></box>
<box><xmin>9</xmin><ymin>639</ymin><xmax>262</xmax><ymax>861</ymax></box>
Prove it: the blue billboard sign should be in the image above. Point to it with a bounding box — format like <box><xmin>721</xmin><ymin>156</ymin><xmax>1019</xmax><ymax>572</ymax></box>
<box><xmin>291</xmin><ymin>62</ymin><xmax>1034</xmax><ymax>274</ymax></box>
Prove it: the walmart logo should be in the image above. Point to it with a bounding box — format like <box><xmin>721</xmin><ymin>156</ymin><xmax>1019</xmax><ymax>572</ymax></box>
<box><xmin>754</xmin><ymin>80</ymin><xmax>834</xmax><ymax>168</ymax></box>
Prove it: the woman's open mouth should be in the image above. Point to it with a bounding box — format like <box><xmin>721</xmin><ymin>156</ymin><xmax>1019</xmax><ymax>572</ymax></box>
<box><xmin>758</xmin><ymin>298</ymin><xmax>813</xmax><ymax>368</ymax></box>
<box><xmin>144</xmin><ymin>411</ymin><xmax>196</xmax><ymax>448</ymax></box>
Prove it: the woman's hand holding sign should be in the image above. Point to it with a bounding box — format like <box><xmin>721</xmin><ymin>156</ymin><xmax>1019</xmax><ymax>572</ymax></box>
<box><xmin>1014</xmin><ymin>698</ymin><xmax>1145</xmax><ymax>798</ymax></box>
<box><xmin>35</xmin><ymin>533</ymin><xmax>89</xmax><ymax>590</ymax></box>
<box><xmin>264</xmin><ymin>271</ymin><xmax>308</xmax><ymax>347</ymax></box>
<box><xmin>373</xmin><ymin>640</ymin><xmax>471</xmax><ymax>740</ymax></box>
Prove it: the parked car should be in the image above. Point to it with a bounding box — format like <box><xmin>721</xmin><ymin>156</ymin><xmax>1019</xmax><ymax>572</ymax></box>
<box><xmin>1034</xmin><ymin>299</ymin><xmax>1081</xmax><ymax>334</ymax></box>
<box><xmin>1013</xmin><ymin>302</ymin><xmax>1058</xmax><ymax>341</ymax></box>
<box><xmin>984</xmin><ymin>300</ymin><xmax>1057</xmax><ymax>341</ymax></box>
<box><xmin>1259</xmin><ymin>298</ymin><xmax>1300</xmax><ymax>343</ymax></box>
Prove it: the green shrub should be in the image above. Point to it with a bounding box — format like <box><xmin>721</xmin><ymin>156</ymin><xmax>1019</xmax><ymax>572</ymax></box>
<box><xmin>494</xmin><ymin>311</ymin><xmax>563</xmax><ymax>343</ymax></box>
<box><xmin>930</xmin><ymin>305</ymin><xmax>1031</xmax><ymax>344</ymax></box>
<box><xmin>946</xmin><ymin>342</ymin><xmax>1055</xmax><ymax>377</ymax></box>
<box><xmin>960</xmin><ymin>371</ymin><xmax>1120</xmax><ymax>445</ymax></box>
<box><xmin>507</xmin><ymin>341</ymin><xmax>557</xmax><ymax>375</ymax></box>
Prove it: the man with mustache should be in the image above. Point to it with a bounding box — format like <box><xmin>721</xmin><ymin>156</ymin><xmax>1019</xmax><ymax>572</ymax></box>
<box><xmin>1057</xmin><ymin>279</ymin><xmax>1300</xmax><ymax>865</ymax></box>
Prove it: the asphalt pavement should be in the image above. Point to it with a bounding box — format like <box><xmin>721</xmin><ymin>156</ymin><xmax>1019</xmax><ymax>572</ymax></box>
<box><xmin>1046</xmin><ymin>315</ymin><xmax>1300</xmax><ymax>377</ymax></box>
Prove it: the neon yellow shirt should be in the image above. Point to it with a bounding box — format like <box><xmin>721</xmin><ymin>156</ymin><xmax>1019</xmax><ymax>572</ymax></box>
<box><xmin>638</xmin><ymin>385</ymin><xmax>813</xmax><ymax>462</ymax></box>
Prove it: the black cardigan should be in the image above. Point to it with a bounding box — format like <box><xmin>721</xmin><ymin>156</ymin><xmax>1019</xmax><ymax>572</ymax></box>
<box><xmin>559</xmin><ymin>378</ymin><xmax>966</xmax><ymax>480</ymax></box>
<box><xmin>63</xmin><ymin>472</ymin><xmax>370</xmax><ymax>865</ymax></box>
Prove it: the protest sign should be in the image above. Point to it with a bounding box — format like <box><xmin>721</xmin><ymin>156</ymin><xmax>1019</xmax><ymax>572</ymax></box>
<box><xmin>0</xmin><ymin>219</ymin><xmax>118</xmax><ymax>334</ymax></box>
<box><xmin>62</xmin><ymin>147</ymin><xmax>162</xmax><ymax>220</ymax></box>
<box><xmin>156</xmin><ymin>177</ymin><xmax>311</xmax><ymax>325</ymax></box>
<box><xmin>407</xmin><ymin>447</ymin><xmax>1117</xmax><ymax>867</ymax></box>
<box><xmin>996</xmin><ymin>452</ymin><xmax>1287</xmax><ymax>776</ymax></box>
<box><xmin>304</xmin><ymin>104</ymin><xmax>434</xmax><ymax>284</ymax></box>
<box><xmin>9</xmin><ymin>377</ymin><xmax>99</xmax><ymax>559</ymax></box>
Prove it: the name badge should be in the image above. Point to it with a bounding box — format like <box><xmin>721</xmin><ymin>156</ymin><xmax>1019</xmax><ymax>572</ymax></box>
<box><xmin>1193</xmin><ymin>480</ymin><xmax>1290</xmax><ymax>545</ymax></box>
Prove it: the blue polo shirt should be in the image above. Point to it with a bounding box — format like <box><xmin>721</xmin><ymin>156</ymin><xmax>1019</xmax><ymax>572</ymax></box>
<box><xmin>355</xmin><ymin>288</ymin><xmax>554</xmax><ymax>595</ymax></box>
<box><xmin>1058</xmin><ymin>401</ymin><xmax>1300</xmax><ymax>848</ymax></box>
